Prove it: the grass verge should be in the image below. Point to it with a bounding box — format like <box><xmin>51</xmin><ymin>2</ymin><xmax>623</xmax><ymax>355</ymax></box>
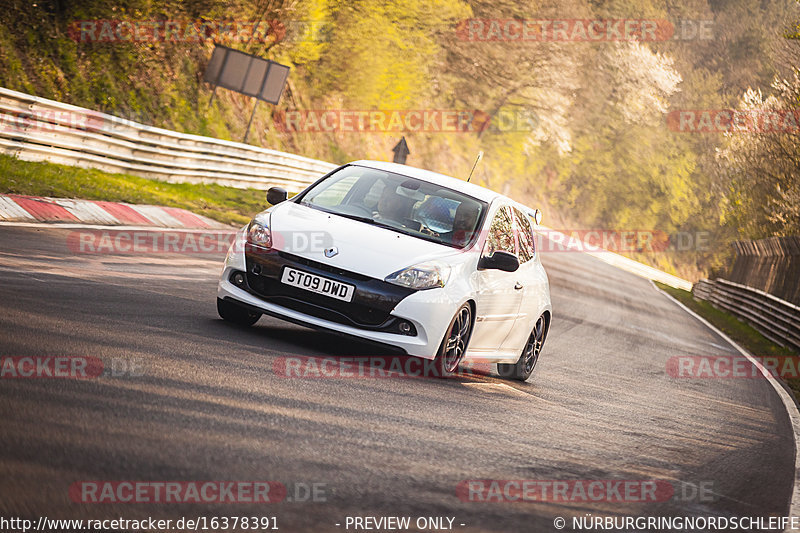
<box><xmin>0</xmin><ymin>154</ymin><xmax>268</xmax><ymax>226</ymax></box>
<box><xmin>655</xmin><ymin>281</ymin><xmax>800</xmax><ymax>398</ymax></box>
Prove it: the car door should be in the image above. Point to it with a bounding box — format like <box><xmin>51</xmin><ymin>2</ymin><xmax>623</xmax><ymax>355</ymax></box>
<box><xmin>500</xmin><ymin>207</ymin><xmax>549</xmax><ymax>352</ymax></box>
<box><xmin>469</xmin><ymin>205</ymin><xmax>525</xmax><ymax>355</ymax></box>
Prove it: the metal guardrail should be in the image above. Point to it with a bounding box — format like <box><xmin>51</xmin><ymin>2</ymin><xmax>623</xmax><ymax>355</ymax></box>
<box><xmin>0</xmin><ymin>87</ymin><xmax>337</xmax><ymax>192</ymax></box>
<box><xmin>693</xmin><ymin>278</ymin><xmax>800</xmax><ymax>352</ymax></box>
<box><xmin>728</xmin><ymin>236</ymin><xmax>800</xmax><ymax>306</ymax></box>
<box><xmin>0</xmin><ymin>89</ymin><xmax>713</xmax><ymax>296</ymax></box>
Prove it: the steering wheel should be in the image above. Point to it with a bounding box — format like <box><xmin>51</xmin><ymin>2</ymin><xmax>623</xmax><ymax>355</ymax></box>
<box><xmin>418</xmin><ymin>220</ymin><xmax>440</xmax><ymax>237</ymax></box>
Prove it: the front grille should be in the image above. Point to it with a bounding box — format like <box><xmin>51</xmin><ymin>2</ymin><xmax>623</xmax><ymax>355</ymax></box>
<box><xmin>243</xmin><ymin>246</ymin><xmax>415</xmax><ymax>330</ymax></box>
<box><xmin>278</xmin><ymin>251</ymin><xmax>371</xmax><ymax>281</ymax></box>
<box><xmin>245</xmin><ymin>273</ymin><xmax>390</xmax><ymax>326</ymax></box>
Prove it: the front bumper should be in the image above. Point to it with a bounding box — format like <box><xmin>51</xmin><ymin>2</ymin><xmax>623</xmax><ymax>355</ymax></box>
<box><xmin>217</xmin><ymin>235</ymin><xmax>460</xmax><ymax>358</ymax></box>
<box><xmin>243</xmin><ymin>245</ymin><xmax>417</xmax><ymax>334</ymax></box>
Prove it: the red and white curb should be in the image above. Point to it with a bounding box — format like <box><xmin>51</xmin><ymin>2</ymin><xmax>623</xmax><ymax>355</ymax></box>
<box><xmin>0</xmin><ymin>194</ymin><xmax>229</xmax><ymax>229</ymax></box>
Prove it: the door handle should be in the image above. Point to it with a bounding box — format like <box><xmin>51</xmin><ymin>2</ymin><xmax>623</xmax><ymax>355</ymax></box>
<box><xmin>514</xmin><ymin>282</ymin><xmax>524</xmax><ymax>290</ymax></box>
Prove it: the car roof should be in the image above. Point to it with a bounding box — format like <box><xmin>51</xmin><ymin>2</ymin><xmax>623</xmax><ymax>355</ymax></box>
<box><xmin>349</xmin><ymin>160</ymin><xmax>502</xmax><ymax>204</ymax></box>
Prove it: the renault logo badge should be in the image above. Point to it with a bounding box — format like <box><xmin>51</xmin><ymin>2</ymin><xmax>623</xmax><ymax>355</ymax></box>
<box><xmin>324</xmin><ymin>247</ymin><xmax>339</xmax><ymax>258</ymax></box>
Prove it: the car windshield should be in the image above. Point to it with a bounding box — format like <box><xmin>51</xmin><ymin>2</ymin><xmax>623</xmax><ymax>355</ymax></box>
<box><xmin>295</xmin><ymin>165</ymin><xmax>487</xmax><ymax>248</ymax></box>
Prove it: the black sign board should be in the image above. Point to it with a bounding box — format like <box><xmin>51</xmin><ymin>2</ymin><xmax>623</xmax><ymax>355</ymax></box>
<box><xmin>204</xmin><ymin>45</ymin><xmax>290</xmax><ymax>105</ymax></box>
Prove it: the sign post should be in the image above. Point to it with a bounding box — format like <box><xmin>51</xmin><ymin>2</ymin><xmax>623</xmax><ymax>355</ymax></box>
<box><xmin>392</xmin><ymin>137</ymin><xmax>410</xmax><ymax>165</ymax></box>
<box><xmin>203</xmin><ymin>44</ymin><xmax>291</xmax><ymax>143</ymax></box>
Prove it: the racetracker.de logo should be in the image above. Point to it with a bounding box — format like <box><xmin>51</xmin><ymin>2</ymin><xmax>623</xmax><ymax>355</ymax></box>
<box><xmin>0</xmin><ymin>110</ymin><xmax>105</xmax><ymax>134</ymax></box>
<box><xmin>456</xmin><ymin>19</ymin><xmax>676</xmax><ymax>41</ymax></box>
<box><xmin>67</xmin><ymin>230</ymin><xmax>236</xmax><ymax>254</ymax></box>
<box><xmin>535</xmin><ymin>229</ymin><xmax>712</xmax><ymax>253</ymax></box>
<box><xmin>273</xmin><ymin>356</ymin><xmax>494</xmax><ymax>379</ymax></box>
<box><xmin>273</xmin><ymin>109</ymin><xmax>538</xmax><ymax>133</ymax></box>
<box><xmin>68</xmin><ymin>20</ymin><xmax>293</xmax><ymax>44</ymax></box>
<box><xmin>457</xmin><ymin>479</ymin><xmax>674</xmax><ymax>502</ymax></box>
<box><xmin>0</xmin><ymin>356</ymin><xmax>103</xmax><ymax>379</ymax></box>
<box><xmin>667</xmin><ymin>109</ymin><xmax>800</xmax><ymax>133</ymax></box>
<box><xmin>537</xmin><ymin>229</ymin><xmax>670</xmax><ymax>253</ymax></box>
<box><xmin>70</xmin><ymin>481</ymin><xmax>287</xmax><ymax>504</ymax></box>
<box><xmin>666</xmin><ymin>355</ymin><xmax>800</xmax><ymax>379</ymax></box>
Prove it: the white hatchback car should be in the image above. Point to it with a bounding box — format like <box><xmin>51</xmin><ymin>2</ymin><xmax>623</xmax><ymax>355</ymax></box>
<box><xmin>217</xmin><ymin>160</ymin><xmax>552</xmax><ymax>380</ymax></box>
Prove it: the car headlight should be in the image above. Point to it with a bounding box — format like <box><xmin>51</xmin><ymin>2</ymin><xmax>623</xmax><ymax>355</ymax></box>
<box><xmin>247</xmin><ymin>212</ymin><xmax>272</xmax><ymax>248</ymax></box>
<box><xmin>385</xmin><ymin>261</ymin><xmax>451</xmax><ymax>290</ymax></box>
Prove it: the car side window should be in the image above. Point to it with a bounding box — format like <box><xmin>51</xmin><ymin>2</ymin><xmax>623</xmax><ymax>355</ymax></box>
<box><xmin>513</xmin><ymin>207</ymin><xmax>535</xmax><ymax>263</ymax></box>
<box><xmin>483</xmin><ymin>206</ymin><xmax>517</xmax><ymax>257</ymax></box>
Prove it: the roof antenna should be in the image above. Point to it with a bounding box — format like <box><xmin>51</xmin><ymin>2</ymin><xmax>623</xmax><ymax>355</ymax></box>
<box><xmin>467</xmin><ymin>151</ymin><xmax>483</xmax><ymax>182</ymax></box>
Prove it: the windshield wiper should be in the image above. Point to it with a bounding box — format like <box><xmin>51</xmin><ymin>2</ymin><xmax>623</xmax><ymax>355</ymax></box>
<box><xmin>338</xmin><ymin>213</ymin><xmax>379</xmax><ymax>225</ymax></box>
<box><xmin>302</xmin><ymin>204</ymin><xmax>380</xmax><ymax>226</ymax></box>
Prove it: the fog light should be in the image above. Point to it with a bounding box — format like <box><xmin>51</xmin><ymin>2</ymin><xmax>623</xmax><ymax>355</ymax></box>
<box><xmin>385</xmin><ymin>319</ymin><xmax>416</xmax><ymax>336</ymax></box>
<box><xmin>232</xmin><ymin>272</ymin><xmax>246</xmax><ymax>287</ymax></box>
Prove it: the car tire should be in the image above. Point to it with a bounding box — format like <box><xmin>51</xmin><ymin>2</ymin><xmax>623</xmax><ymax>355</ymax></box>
<box><xmin>217</xmin><ymin>298</ymin><xmax>261</xmax><ymax>326</ymax></box>
<box><xmin>497</xmin><ymin>314</ymin><xmax>546</xmax><ymax>382</ymax></box>
<box><xmin>433</xmin><ymin>303</ymin><xmax>473</xmax><ymax>378</ymax></box>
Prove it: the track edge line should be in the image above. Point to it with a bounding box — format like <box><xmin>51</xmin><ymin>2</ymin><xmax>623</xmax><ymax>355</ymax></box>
<box><xmin>651</xmin><ymin>280</ymin><xmax>800</xmax><ymax>527</ymax></box>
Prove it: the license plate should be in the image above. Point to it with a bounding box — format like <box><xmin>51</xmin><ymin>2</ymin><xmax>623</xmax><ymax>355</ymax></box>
<box><xmin>280</xmin><ymin>267</ymin><xmax>355</xmax><ymax>302</ymax></box>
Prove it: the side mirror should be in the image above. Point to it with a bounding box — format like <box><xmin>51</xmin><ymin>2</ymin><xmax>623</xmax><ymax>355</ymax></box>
<box><xmin>532</xmin><ymin>208</ymin><xmax>542</xmax><ymax>225</ymax></box>
<box><xmin>478</xmin><ymin>251</ymin><xmax>520</xmax><ymax>272</ymax></box>
<box><xmin>267</xmin><ymin>187</ymin><xmax>288</xmax><ymax>205</ymax></box>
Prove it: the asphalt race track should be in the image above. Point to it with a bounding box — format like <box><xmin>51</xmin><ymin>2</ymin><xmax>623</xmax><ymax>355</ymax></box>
<box><xmin>0</xmin><ymin>224</ymin><xmax>794</xmax><ymax>532</ymax></box>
